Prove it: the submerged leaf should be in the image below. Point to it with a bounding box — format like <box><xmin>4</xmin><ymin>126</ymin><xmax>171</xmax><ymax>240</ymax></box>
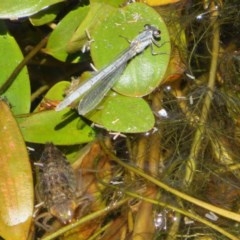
<box><xmin>0</xmin><ymin>101</ymin><xmax>33</xmax><ymax>240</ymax></box>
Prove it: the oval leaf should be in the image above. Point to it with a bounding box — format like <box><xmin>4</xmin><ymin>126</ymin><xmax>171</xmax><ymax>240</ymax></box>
<box><xmin>88</xmin><ymin>92</ymin><xmax>155</xmax><ymax>133</ymax></box>
<box><xmin>17</xmin><ymin>109</ymin><xmax>95</xmax><ymax>145</ymax></box>
<box><xmin>0</xmin><ymin>101</ymin><xmax>33</xmax><ymax>240</ymax></box>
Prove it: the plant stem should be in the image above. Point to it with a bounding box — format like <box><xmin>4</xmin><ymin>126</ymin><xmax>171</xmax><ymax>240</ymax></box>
<box><xmin>184</xmin><ymin>2</ymin><xmax>220</xmax><ymax>186</ymax></box>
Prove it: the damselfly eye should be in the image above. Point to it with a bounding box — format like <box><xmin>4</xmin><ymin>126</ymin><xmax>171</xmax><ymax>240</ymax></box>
<box><xmin>153</xmin><ymin>30</ymin><xmax>161</xmax><ymax>39</ymax></box>
<box><xmin>144</xmin><ymin>24</ymin><xmax>161</xmax><ymax>39</ymax></box>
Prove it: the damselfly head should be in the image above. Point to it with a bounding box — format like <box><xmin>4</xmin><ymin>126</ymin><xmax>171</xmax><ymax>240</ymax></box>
<box><xmin>144</xmin><ymin>24</ymin><xmax>161</xmax><ymax>40</ymax></box>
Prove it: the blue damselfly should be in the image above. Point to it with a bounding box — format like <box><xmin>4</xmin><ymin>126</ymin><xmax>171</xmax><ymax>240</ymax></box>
<box><xmin>55</xmin><ymin>24</ymin><xmax>161</xmax><ymax>115</ymax></box>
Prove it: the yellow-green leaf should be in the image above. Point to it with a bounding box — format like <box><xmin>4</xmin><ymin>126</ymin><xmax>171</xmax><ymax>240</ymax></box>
<box><xmin>0</xmin><ymin>101</ymin><xmax>33</xmax><ymax>240</ymax></box>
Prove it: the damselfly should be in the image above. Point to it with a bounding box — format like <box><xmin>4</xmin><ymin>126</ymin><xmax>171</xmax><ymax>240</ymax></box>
<box><xmin>55</xmin><ymin>24</ymin><xmax>161</xmax><ymax>115</ymax></box>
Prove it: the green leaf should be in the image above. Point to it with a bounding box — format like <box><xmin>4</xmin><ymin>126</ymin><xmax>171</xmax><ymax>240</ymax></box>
<box><xmin>0</xmin><ymin>0</ymin><xmax>64</xmax><ymax>19</ymax></box>
<box><xmin>38</xmin><ymin>80</ymin><xmax>69</xmax><ymax>103</ymax></box>
<box><xmin>0</xmin><ymin>21</ymin><xmax>30</xmax><ymax>114</ymax></box>
<box><xmin>17</xmin><ymin>109</ymin><xmax>96</xmax><ymax>145</ymax></box>
<box><xmin>91</xmin><ymin>2</ymin><xmax>171</xmax><ymax>97</ymax></box>
<box><xmin>45</xmin><ymin>2</ymin><xmax>117</xmax><ymax>61</ymax></box>
<box><xmin>29</xmin><ymin>2</ymin><xmax>64</xmax><ymax>26</ymax></box>
<box><xmin>88</xmin><ymin>91</ymin><xmax>155</xmax><ymax>133</ymax></box>
<box><xmin>0</xmin><ymin>101</ymin><xmax>33</xmax><ymax>240</ymax></box>
<box><xmin>44</xmin><ymin>5</ymin><xmax>90</xmax><ymax>62</ymax></box>
<box><xmin>18</xmin><ymin>81</ymin><xmax>95</xmax><ymax>145</ymax></box>
<box><xmin>33</xmin><ymin>80</ymin><xmax>69</xmax><ymax>112</ymax></box>
<box><xmin>66</xmin><ymin>2</ymin><xmax>117</xmax><ymax>53</ymax></box>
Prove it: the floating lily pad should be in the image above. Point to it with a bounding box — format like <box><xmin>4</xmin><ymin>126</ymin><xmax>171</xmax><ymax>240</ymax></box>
<box><xmin>88</xmin><ymin>91</ymin><xmax>155</xmax><ymax>133</ymax></box>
